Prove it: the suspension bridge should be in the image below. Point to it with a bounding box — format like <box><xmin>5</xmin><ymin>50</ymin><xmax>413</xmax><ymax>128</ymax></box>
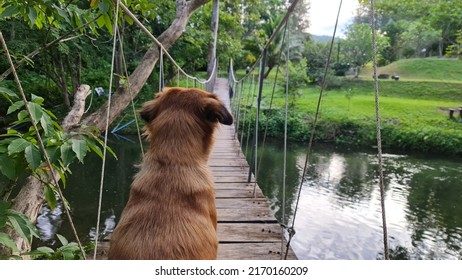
<box><xmin>0</xmin><ymin>0</ymin><xmax>391</xmax><ymax>260</ymax></box>
<box><xmin>92</xmin><ymin>0</ymin><xmax>388</xmax><ymax>260</ymax></box>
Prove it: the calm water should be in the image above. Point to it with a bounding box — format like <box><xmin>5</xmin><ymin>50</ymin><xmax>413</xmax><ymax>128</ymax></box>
<box><xmin>36</xmin><ymin>136</ymin><xmax>462</xmax><ymax>260</ymax></box>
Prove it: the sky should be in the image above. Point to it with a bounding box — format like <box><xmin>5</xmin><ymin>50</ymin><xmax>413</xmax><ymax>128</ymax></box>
<box><xmin>307</xmin><ymin>0</ymin><xmax>359</xmax><ymax>36</ymax></box>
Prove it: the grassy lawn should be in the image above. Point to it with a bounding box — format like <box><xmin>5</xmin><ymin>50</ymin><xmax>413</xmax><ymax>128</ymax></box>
<box><xmin>235</xmin><ymin>58</ymin><xmax>462</xmax><ymax>155</ymax></box>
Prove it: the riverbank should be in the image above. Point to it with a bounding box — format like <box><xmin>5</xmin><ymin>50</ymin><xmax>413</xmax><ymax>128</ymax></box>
<box><xmin>236</xmin><ymin>78</ymin><xmax>462</xmax><ymax>156</ymax></box>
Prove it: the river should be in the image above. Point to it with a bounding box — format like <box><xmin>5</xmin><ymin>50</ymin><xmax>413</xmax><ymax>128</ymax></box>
<box><xmin>36</xmin><ymin>136</ymin><xmax>462</xmax><ymax>260</ymax></box>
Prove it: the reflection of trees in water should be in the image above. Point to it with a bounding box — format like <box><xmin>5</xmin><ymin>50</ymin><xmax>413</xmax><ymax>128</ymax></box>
<box><xmin>406</xmin><ymin>166</ymin><xmax>462</xmax><ymax>259</ymax></box>
<box><xmin>255</xmin><ymin>141</ymin><xmax>301</xmax><ymax>225</ymax></box>
<box><xmin>306</xmin><ymin>151</ymin><xmax>375</xmax><ymax>207</ymax></box>
<box><xmin>256</xmin><ymin>140</ymin><xmax>462</xmax><ymax>259</ymax></box>
<box><xmin>58</xmin><ymin>136</ymin><xmax>142</xmax><ymax>244</ymax></box>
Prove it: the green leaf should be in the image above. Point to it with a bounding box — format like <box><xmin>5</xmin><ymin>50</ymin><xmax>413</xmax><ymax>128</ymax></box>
<box><xmin>0</xmin><ymin>201</ymin><xmax>9</xmax><ymax>228</ymax></box>
<box><xmin>7</xmin><ymin>215</ymin><xmax>31</xmax><ymax>244</ymax></box>
<box><xmin>31</xmin><ymin>94</ymin><xmax>44</xmax><ymax>105</ymax></box>
<box><xmin>28</xmin><ymin>102</ymin><xmax>43</xmax><ymax>123</ymax></box>
<box><xmin>28</xmin><ymin>7</ymin><xmax>37</xmax><ymax>25</ymax></box>
<box><xmin>25</xmin><ymin>144</ymin><xmax>41</xmax><ymax>170</ymax></box>
<box><xmin>56</xmin><ymin>167</ymin><xmax>67</xmax><ymax>189</ymax></box>
<box><xmin>71</xmin><ymin>139</ymin><xmax>87</xmax><ymax>163</ymax></box>
<box><xmin>61</xmin><ymin>250</ymin><xmax>75</xmax><ymax>260</ymax></box>
<box><xmin>86</xmin><ymin>141</ymin><xmax>103</xmax><ymax>158</ymax></box>
<box><xmin>43</xmin><ymin>109</ymin><xmax>57</xmax><ymax>120</ymax></box>
<box><xmin>44</xmin><ymin>185</ymin><xmax>57</xmax><ymax>210</ymax></box>
<box><xmin>36</xmin><ymin>246</ymin><xmax>55</xmax><ymax>254</ymax></box>
<box><xmin>55</xmin><ymin>7</ymin><xmax>70</xmax><ymax>23</ymax></box>
<box><xmin>103</xmin><ymin>13</ymin><xmax>113</xmax><ymax>34</ymax></box>
<box><xmin>0</xmin><ymin>215</ymin><xmax>6</xmax><ymax>229</ymax></box>
<box><xmin>0</xmin><ymin>154</ymin><xmax>16</xmax><ymax>180</ymax></box>
<box><xmin>40</xmin><ymin>112</ymin><xmax>54</xmax><ymax>136</ymax></box>
<box><xmin>99</xmin><ymin>0</ymin><xmax>110</xmax><ymax>13</ymax></box>
<box><xmin>0</xmin><ymin>6</ymin><xmax>19</xmax><ymax>19</ymax></box>
<box><xmin>45</xmin><ymin>146</ymin><xmax>60</xmax><ymax>164</ymax></box>
<box><xmin>96</xmin><ymin>13</ymin><xmax>105</xmax><ymax>28</ymax></box>
<box><xmin>17</xmin><ymin>110</ymin><xmax>28</xmax><ymax>121</ymax></box>
<box><xmin>56</xmin><ymin>234</ymin><xmax>68</xmax><ymax>246</ymax></box>
<box><xmin>60</xmin><ymin>142</ymin><xmax>75</xmax><ymax>166</ymax></box>
<box><xmin>0</xmin><ymin>86</ymin><xmax>18</xmax><ymax>103</ymax></box>
<box><xmin>0</xmin><ymin>232</ymin><xmax>18</xmax><ymax>253</ymax></box>
<box><xmin>8</xmin><ymin>138</ymin><xmax>29</xmax><ymax>155</ymax></box>
<box><xmin>7</xmin><ymin>101</ymin><xmax>24</xmax><ymax>115</ymax></box>
<box><xmin>124</xmin><ymin>14</ymin><xmax>134</xmax><ymax>25</ymax></box>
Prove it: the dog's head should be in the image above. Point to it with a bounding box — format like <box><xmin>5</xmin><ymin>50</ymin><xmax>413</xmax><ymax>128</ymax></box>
<box><xmin>139</xmin><ymin>87</ymin><xmax>233</xmax><ymax>128</ymax></box>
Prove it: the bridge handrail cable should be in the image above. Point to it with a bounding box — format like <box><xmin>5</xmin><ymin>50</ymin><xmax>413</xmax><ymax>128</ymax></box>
<box><xmin>118</xmin><ymin>2</ymin><xmax>217</xmax><ymax>86</ymax></box>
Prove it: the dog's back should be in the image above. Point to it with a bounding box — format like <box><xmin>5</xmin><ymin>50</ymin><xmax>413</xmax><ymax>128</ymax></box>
<box><xmin>108</xmin><ymin>87</ymin><xmax>233</xmax><ymax>260</ymax></box>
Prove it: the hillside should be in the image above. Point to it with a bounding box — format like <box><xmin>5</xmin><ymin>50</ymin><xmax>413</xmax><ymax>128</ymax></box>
<box><xmin>360</xmin><ymin>57</ymin><xmax>462</xmax><ymax>82</ymax></box>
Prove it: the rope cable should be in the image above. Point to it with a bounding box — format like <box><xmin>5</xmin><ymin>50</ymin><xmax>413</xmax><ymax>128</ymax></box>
<box><xmin>117</xmin><ymin>2</ymin><xmax>215</xmax><ymax>88</ymax></box>
<box><xmin>159</xmin><ymin>47</ymin><xmax>164</xmax><ymax>91</ymax></box>
<box><xmin>255</xmin><ymin>21</ymin><xmax>289</xmax><ymax>202</ymax></box>
<box><xmin>93</xmin><ymin>0</ymin><xmax>120</xmax><ymax>260</ymax></box>
<box><xmin>281</xmin><ymin>19</ymin><xmax>290</xmax><ymax>259</ymax></box>
<box><xmin>234</xmin><ymin>75</ymin><xmax>247</xmax><ymax>138</ymax></box>
<box><xmin>117</xmin><ymin>25</ymin><xmax>145</xmax><ymax>158</ymax></box>
<box><xmin>370</xmin><ymin>0</ymin><xmax>389</xmax><ymax>260</ymax></box>
<box><xmin>240</xmin><ymin>73</ymin><xmax>254</xmax><ymax>145</ymax></box>
<box><xmin>244</xmin><ymin>72</ymin><xmax>258</xmax><ymax>155</ymax></box>
<box><xmin>284</xmin><ymin>0</ymin><xmax>343</xmax><ymax>260</ymax></box>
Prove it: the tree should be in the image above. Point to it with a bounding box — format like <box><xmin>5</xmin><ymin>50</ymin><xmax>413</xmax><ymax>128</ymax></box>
<box><xmin>446</xmin><ymin>30</ymin><xmax>462</xmax><ymax>59</ymax></box>
<box><xmin>1</xmin><ymin>0</ymin><xmax>211</xmax><ymax>255</ymax></box>
<box><xmin>400</xmin><ymin>20</ymin><xmax>440</xmax><ymax>58</ymax></box>
<box><xmin>373</xmin><ymin>0</ymin><xmax>462</xmax><ymax>57</ymax></box>
<box><xmin>342</xmin><ymin>23</ymin><xmax>389</xmax><ymax>76</ymax></box>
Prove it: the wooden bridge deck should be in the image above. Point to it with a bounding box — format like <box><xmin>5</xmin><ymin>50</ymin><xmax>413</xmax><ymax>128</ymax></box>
<box><xmin>211</xmin><ymin>78</ymin><xmax>297</xmax><ymax>260</ymax></box>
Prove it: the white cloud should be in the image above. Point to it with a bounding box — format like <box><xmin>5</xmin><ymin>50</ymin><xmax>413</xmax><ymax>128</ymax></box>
<box><xmin>307</xmin><ymin>0</ymin><xmax>359</xmax><ymax>36</ymax></box>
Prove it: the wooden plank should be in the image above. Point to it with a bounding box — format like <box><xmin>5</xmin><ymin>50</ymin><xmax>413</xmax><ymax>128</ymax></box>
<box><xmin>218</xmin><ymin>223</ymin><xmax>281</xmax><ymax>242</ymax></box>
<box><xmin>213</xmin><ymin>182</ymin><xmax>257</xmax><ymax>189</ymax></box>
<box><xmin>217</xmin><ymin>208</ymin><xmax>276</xmax><ymax>222</ymax></box>
<box><xmin>216</xmin><ymin>198</ymin><xmax>271</xmax><ymax>209</ymax></box>
<box><xmin>215</xmin><ymin>188</ymin><xmax>265</xmax><ymax>199</ymax></box>
<box><xmin>218</xmin><ymin>243</ymin><xmax>297</xmax><ymax>260</ymax></box>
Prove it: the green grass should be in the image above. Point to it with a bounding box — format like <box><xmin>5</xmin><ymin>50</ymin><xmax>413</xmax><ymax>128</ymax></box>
<box><xmin>237</xmin><ymin>65</ymin><xmax>462</xmax><ymax>155</ymax></box>
<box><xmin>361</xmin><ymin>57</ymin><xmax>462</xmax><ymax>82</ymax></box>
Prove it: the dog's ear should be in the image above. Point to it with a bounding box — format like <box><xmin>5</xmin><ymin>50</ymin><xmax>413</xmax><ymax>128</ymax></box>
<box><xmin>139</xmin><ymin>99</ymin><xmax>158</xmax><ymax>123</ymax></box>
<box><xmin>139</xmin><ymin>91</ymin><xmax>169</xmax><ymax>122</ymax></box>
<box><xmin>205</xmin><ymin>97</ymin><xmax>233</xmax><ymax>125</ymax></box>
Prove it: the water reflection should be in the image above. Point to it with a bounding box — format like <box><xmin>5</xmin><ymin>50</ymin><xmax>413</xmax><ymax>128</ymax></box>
<box><xmin>256</xmin><ymin>140</ymin><xmax>462</xmax><ymax>260</ymax></box>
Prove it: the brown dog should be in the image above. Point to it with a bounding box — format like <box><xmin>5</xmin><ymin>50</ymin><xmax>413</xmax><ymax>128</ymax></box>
<box><xmin>107</xmin><ymin>87</ymin><xmax>233</xmax><ymax>260</ymax></box>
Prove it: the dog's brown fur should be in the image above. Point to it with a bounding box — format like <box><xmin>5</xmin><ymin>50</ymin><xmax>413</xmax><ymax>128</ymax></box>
<box><xmin>107</xmin><ymin>87</ymin><xmax>233</xmax><ymax>260</ymax></box>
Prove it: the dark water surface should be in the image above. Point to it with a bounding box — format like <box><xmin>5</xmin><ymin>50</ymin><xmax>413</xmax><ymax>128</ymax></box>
<box><xmin>37</xmin><ymin>136</ymin><xmax>462</xmax><ymax>260</ymax></box>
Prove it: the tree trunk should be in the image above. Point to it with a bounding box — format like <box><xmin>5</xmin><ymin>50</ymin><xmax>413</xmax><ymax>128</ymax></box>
<box><xmin>264</xmin><ymin>64</ymin><xmax>274</xmax><ymax>79</ymax></box>
<box><xmin>1</xmin><ymin>0</ymin><xmax>211</xmax><ymax>257</ymax></box>
<box><xmin>79</xmin><ymin>0</ymin><xmax>211</xmax><ymax>133</ymax></box>
<box><xmin>58</xmin><ymin>56</ymin><xmax>71</xmax><ymax>110</ymax></box>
